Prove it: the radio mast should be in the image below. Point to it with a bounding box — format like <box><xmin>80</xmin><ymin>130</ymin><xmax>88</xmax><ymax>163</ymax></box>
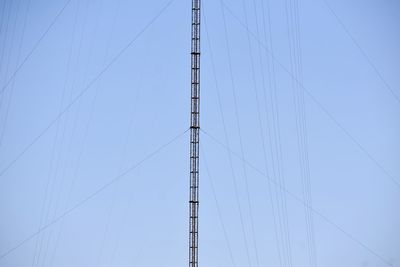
<box><xmin>189</xmin><ymin>0</ymin><xmax>200</xmax><ymax>266</ymax></box>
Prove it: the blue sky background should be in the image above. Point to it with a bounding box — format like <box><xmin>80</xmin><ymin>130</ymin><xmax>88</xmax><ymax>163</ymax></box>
<box><xmin>0</xmin><ymin>0</ymin><xmax>399</xmax><ymax>266</ymax></box>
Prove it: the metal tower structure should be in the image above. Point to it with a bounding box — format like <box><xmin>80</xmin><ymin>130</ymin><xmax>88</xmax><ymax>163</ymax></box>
<box><xmin>189</xmin><ymin>0</ymin><xmax>200</xmax><ymax>266</ymax></box>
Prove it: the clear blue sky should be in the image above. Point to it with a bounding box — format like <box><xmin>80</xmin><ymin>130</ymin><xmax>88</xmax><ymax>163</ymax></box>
<box><xmin>0</xmin><ymin>0</ymin><xmax>399</xmax><ymax>266</ymax></box>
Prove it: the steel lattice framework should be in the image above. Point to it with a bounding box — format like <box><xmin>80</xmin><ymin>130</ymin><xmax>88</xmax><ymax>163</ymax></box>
<box><xmin>189</xmin><ymin>0</ymin><xmax>200</xmax><ymax>266</ymax></box>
